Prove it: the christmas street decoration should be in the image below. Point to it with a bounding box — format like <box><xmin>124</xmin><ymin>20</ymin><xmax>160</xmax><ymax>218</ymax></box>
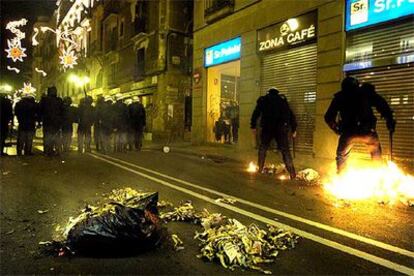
<box><xmin>35</xmin><ymin>68</ymin><xmax>48</xmax><ymax>77</ymax></box>
<box><xmin>7</xmin><ymin>66</ymin><xmax>20</xmax><ymax>74</ymax></box>
<box><xmin>60</xmin><ymin>48</ymin><xmax>78</xmax><ymax>70</ymax></box>
<box><xmin>5</xmin><ymin>39</ymin><xmax>27</xmax><ymax>62</ymax></box>
<box><xmin>18</xmin><ymin>82</ymin><xmax>37</xmax><ymax>98</ymax></box>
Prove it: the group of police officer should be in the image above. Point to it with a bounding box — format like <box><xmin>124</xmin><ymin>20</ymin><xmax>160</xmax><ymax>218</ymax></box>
<box><xmin>0</xmin><ymin>86</ymin><xmax>146</xmax><ymax>156</ymax></box>
<box><xmin>1</xmin><ymin>77</ymin><xmax>396</xmax><ymax>178</ymax></box>
<box><xmin>250</xmin><ymin>76</ymin><xmax>396</xmax><ymax>179</ymax></box>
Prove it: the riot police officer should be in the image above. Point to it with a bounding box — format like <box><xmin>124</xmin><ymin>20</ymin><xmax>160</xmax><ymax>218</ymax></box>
<box><xmin>251</xmin><ymin>88</ymin><xmax>297</xmax><ymax>179</ymax></box>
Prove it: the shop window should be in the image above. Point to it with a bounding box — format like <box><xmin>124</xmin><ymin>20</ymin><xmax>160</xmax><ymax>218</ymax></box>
<box><xmin>135</xmin><ymin>48</ymin><xmax>145</xmax><ymax>80</ymax></box>
<box><xmin>119</xmin><ymin>19</ymin><xmax>124</xmax><ymax>38</ymax></box>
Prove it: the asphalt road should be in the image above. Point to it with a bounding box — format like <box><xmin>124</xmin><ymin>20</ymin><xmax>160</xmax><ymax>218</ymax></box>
<box><xmin>1</xmin><ymin>149</ymin><xmax>413</xmax><ymax>275</ymax></box>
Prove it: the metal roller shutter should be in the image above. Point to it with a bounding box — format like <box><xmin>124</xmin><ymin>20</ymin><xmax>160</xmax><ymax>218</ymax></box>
<box><xmin>260</xmin><ymin>44</ymin><xmax>317</xmax><ymax>154</ymax></box>
<box><xmin>350</xmin><ymin>64</ymin><xmax>414</xmax><ymax>161</ymax></box>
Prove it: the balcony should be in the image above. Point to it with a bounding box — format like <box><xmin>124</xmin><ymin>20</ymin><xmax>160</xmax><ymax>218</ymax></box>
<box><xmin>204</xmin><ymin>0</ymin><xmax>234</xmax><ymax>23</ymax></box>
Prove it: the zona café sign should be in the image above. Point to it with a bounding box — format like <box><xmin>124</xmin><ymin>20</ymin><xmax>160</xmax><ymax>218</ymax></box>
<box><xmin>257</xmin><ymin>11</ymin><xmax>317</xmax><ymax>53</ymax></box>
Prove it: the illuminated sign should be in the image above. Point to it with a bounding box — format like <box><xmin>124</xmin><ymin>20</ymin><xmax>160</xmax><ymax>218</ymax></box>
<box><xmin>257</xmin><ymin>11</ymin><xmax>317</xmax><ymax>53</ymax></box>
<box><xmin>204</xmin><ymin>37</ymin><xmax>241</xmax><ymax>67</ymax></box>
<box><xmin>346</xmin><ymin>0</ymin><xmax>414</xmax><ymax>31</ymax></box>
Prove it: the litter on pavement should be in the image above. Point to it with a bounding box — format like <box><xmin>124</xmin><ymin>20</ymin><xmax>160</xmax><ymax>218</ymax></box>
<box><xmin>171</xmin><ymin>234</ymin><xmax>184</xmax><ymax>251</ymax></box>
<box><xmin>42</xmin><ymin>188</ymin><xmax>163</xmax><ymax>256</ymax></box>
<box><xmin>160</xmin><ymin>201</ymin><xmax>203</xmax><ymax>224</ymax></box>
<box><xmin>215</xmin><ymin>197</ymin><xmax>237</xmax><ymax>205</ymax></box>
<box><xmin>37</xmin><ymin>210</ymin><xmax>49</xmax><ymax>214</ymax></box>
<box><xmin>296</xmin><ymin>168</ymin><xmax>320</xmax><ymax>184</ymax></box>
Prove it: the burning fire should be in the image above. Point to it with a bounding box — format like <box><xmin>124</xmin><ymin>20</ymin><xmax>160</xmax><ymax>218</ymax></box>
<box><xmin>247</xmin><ymin>162</ymin><xmax>258</xmax><ymax>173</ymax></box>
<box><xmin>324</xmin><ymin>161</ymin><xmax>414</xmax><ymax>205</ymax></box>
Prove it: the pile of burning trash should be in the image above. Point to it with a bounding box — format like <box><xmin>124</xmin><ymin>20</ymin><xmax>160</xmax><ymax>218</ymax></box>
<box><xmin>324</xmin><ymin>161</ymin><xmax>414</xmax><ymax>206</ymax></box>
<box><xmin>160</xmin><ymin>202</ymin><xmax>299</xmax><ymax>274</ymax></box>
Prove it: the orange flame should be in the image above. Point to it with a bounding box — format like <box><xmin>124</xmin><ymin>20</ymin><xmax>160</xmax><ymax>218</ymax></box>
<box><xmin>247</xmin><ymin>162</ymin><xmax>258</xmax><ymax>173</ymax></box>
<box><xmin>324</xmin><ymin>161</ymin><xmax>414</xmax><ymax>205</ymax></box>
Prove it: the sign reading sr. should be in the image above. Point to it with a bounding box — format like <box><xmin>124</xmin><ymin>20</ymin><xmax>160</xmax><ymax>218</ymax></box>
<box><xmin>346</xmin><ymin>0</ymin><xmax>414</xmax><ymax>31</ymax></box>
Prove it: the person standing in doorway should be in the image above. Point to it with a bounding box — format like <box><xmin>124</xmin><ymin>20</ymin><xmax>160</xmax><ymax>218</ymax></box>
<box><xmin>324</xmin><ymin>77</ymin><xmax>395</xmax><ymax>173</ymax></box>
<box><xmin>94</xmin><ymin>96</ymin><xmax>105</xmax><ymax>152</ymax></box>
<box><xmin>250</xmin><ymin>88</ymin><xmax>297</xmax><ymax>179</ymax></box>
<box><xmin>113</xmin><ymin>94</ymin><xmax>129</xmax><ymax>152</ymax></box>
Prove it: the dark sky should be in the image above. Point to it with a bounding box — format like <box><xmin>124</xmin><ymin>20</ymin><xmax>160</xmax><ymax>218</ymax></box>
<box><xmin>1</xmin><ymin>0</ymin><xmax>55</xmax><ymax>90</ymax></box>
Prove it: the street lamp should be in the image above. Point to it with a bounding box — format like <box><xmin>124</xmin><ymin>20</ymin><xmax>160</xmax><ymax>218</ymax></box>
<box><xmin>0</xmin><ymin>84</ymin><xmax>13</xmax><ymax>93</ymax></box>
<box><xmin>68</xmin><ymin>73</ymin><xmax>90</xmax><ymax>97</ymax></box>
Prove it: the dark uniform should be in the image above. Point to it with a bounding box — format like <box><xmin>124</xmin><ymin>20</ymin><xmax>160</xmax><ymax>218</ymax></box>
<box><xmin>128</xmin><ymin>100</ymin><xmax>146</xmax><ymax>151</ymax></box>
<box><xmin>101</xmin><ymin>100</ymin><xmax>114</xmax><ymax>153</ymax></box>
<box><xmin>324</xmin><ymin>77</ymin><xmax>395</xmax><ymax>173</ymax></box>
<box><xmin>14</xmin><ymin>96</ymin><xmax>38</xmax><ymax>155</ymax></box>
<box><xmin>251</xmin><ymin>88</ymin><xmax>297</xmax><ymax>179</ymax></box>
<box><xmin>94</xmin><ymin>96</ymin><xmax>105</xmax><ymax>152</ymax></box>
<box><xmin>39</xmin><ymin>87</ymin><xmax>64</xmax><ymax>156</ymax></box>
<box><xmin>61</xmin><ymin>97</ymin><xmax>77</xmax><ymax>152</ymax></box>
<box><xmin>113</xmin><ymin>99</ymin><xmax>129</xmax><ymax>152</ymax></box>
<box><xmin>77</xmin><ymin>96</ymin><xmax>95</xmax><ymax>153</ymax></box>
<box><xmin>0</xmin><ymin>95</ymin><xmax>13</xmax><ymax>156</ymax></box>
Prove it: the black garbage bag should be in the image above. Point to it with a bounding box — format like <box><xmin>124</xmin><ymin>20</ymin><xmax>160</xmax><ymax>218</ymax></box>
<box><xmin>67</xmin><ymin>192</ymin><xmax>162</xmax><ymax>255</ymax></box>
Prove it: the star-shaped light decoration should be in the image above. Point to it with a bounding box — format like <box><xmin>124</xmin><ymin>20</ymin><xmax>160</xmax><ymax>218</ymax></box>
<box><xmin>60</xmin><ymin>48</ymin><xmax>78</xmax><ymax>70</ymax></box>
<box><xmin>5</xmin><ymin>39</ymin><xmax>27</xmax><ymax>62</ymax></box>
<box><xmin>19</xmin><ymin>82</ymin><xmax>36</xmax><ymax>97</ymax></box>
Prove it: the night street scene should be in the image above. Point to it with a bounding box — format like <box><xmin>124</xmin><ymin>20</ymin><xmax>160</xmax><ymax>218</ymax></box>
<box><xmin>0</xmin><ymin>0</ymin><xmax>413</xmax><ymax>275</ymax></box>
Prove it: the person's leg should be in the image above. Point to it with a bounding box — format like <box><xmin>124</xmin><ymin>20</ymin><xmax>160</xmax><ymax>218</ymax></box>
<box><xmin>85</xmin><ymin>127</ymin><xmax>91</xmax><ymax>152</ymax></box>
<box><xmin>258</xmin><ymin>130</ymin><xmax>272</xmax><ymax>172</ymax></box>
<box><xmin>1</xmin><ymin>126</ymin><xmax>9</xmax><ymax>155</ymax></box>
<box><xmin>17</xmin><ymin>128</ymin><xmax>23</xmax><ymax>155</ymax></box>
<box><xmin>336</xmin><ymin>134</ymin><xmax>354</xmax><ymax>173</ymax></box>
<box><xmin>365</xmin><ymin>131</ymin><xmax>382</xmax><ymax>162</ymax></box>
<box><xmin>276</xmin><ymin>129</ymin><xmax>296</xmax><ymax>179</ymax></box>
<box><xmin>78</xmin><ymin>129</ymin><xmax>84</xmax><ymax>153</ymax></box>
<box><xmin>25</xmin><ymin>130</ymin><xmax>34</xmax><ymax>155</ymax></box>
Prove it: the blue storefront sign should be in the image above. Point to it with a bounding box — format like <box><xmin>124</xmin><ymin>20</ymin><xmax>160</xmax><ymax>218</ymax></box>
<box><xmin>204</xmin><ymin>37</ymin><xmax>241</xmax><ymax>67</ymax></box>
<box><xmin>345</xmin><ymin>0</ymin><xmax>414</xmax><ymax>31</ymax></box>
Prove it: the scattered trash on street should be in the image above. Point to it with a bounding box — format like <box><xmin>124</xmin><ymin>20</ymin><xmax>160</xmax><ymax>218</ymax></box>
<box><xmin>37</xmin><ymin>210</ymin><xmax>49</xmax><ymax>214</ymax></box>
<box><xmin>6</xmin><ymin>229</ymin><xmax>15</xmax><ymax>235</ymax></box>
<box><xmin>215</xmin><ymin>197</ymin><xmax>237</xmax><ymax>205</ymax></box>
<box><xmin>2</xmin><ymin>171</ymin><xmax>11</xmax><ymax>175</ymax></box>
<box><xmin>171</xmin><ymin>234</ymin><xmax>184</xmax><ymax>251</ymax></box>
<box><xmin>297</xmin><ymin>168</ymin><xmax>320</xmax><ymax>184</ymax></box>
<box><xmin>160</xmin><ymin>201</ymin><xmax>202</xmax><ymax>224</ymax></box>
<box><xmin>195</xmin><ymin>213</ymin><xmax>299</xmax><ymax>274</ymax></box>
<box><xmin>157</xmin><ymin>200</ymin><xmax>174</xmax><ymax>208</ymax></box>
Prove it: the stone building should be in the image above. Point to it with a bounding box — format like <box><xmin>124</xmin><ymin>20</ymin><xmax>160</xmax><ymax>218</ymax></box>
<box><xmin>192</xmin><ymin>0</ymin><xmax>414</xmax><ymax>164</ymax></box>
<box><xmin>33</xmin><ymin>0</ymin><xmax>193</xmax><ymax>141</ymax></box>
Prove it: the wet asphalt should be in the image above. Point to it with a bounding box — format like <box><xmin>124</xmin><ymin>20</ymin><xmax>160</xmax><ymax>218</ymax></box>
<box><xmin>0</xmin><ymin>148</ymin><xmax>413</xmax><ymax>275</ymax></box>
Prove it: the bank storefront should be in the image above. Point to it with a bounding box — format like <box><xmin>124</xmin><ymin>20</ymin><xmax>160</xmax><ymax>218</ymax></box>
<box><xmin>344</xmin><ymin>0</ymin><xmax>414</xmax><ymax>161</ymax></box>
<box><xmin>204</xmin><ymin>37</ymin><xmax>241</xmax><ymax>144</ymax></box>
<box><xmin>257</xmin><ymin>11</ymin><xmax>318</xmax><ymax>154</ymax></box>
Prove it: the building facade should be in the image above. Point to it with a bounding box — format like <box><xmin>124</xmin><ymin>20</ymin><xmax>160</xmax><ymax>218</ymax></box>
<box><xmin>192</xmin><ymin>0</ymin><xmax>414</xmax><ymax>164</ymax></box>
<box><xmin>33</xmin><ymin>0</ymin><xmax>193</xmax><ymax>141</ymax></box>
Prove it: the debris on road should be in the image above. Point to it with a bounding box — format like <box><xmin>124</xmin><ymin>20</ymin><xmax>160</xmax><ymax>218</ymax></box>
<box><xmin>215</xmin><ymin>197</ymin><xmax>237</xmax><ymax>205</ymax></box>
<box><xmin>161</xmin><ymin>203</ymin><xmax>300</xmax><ymax>274</ymax></box>
<box><xmin>6</xmin><ymin>229</ymin><xmax>15</xmax><ymax>235</ymax></box>
<box><xmin>160</xmin><ymin>201</ymin><xmax>202</xmax><ymax>224</ymax></box>
<box><xmin>2</xmin><ymin>171</ymin><xmax>11</xmax><ymax>176</ymax></box>
<box><xmin>41</xmin><ymin>188</ymin><xmax>163</xmax><ymax>256</ymax></box>
<box><xmin>263</xmin><ymin>163</ymin><xmax>286</xmax><ymax>175</ymax></box>
<box><xmin>195</xmin><ymin>214</ymin><xmax>299</xmax><ymax>274</ymax></box>
<box><xmin>171</xmin><ymin>234</ymin><xmax>184</xmax><ymax>251</ymax></box>
<box><xmin>37</xmin><ymin>210</ymin><xmax>49</xmax><ymax>214</ymax></box>
<box><xmin>297</xmin><ymin>168</ymin><xmax>320</xmax><ymax>184</ymax></box>
<box><xmin>157</xmin><ymin>200</ymin><xmax>174</xmax><ymax>208</ymax></box>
